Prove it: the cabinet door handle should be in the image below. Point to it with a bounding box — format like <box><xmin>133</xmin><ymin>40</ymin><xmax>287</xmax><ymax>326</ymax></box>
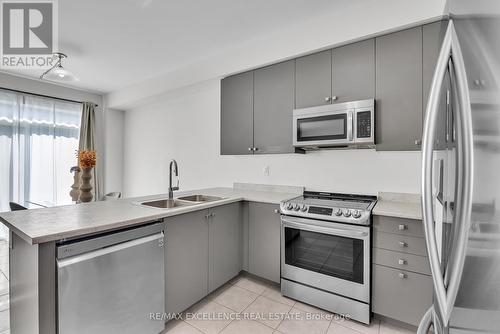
<box><xmin>205</xmin><ymin>214</ymin><xmax>210</xmax><ymax>219</ymax></box>
<box><xmin>398</xmin><ymin>224</ymin><xmax>408</xmax><ymax>230</ymax></box>
<box><xmin>332</xmin><ymin>96</ymin><xmax>338</xmax><ymax>101</ymax></box>
<box><xmin>211</xmin><ymin>213</ymin><xmax>215</xmax><ymax>218</ymax></box>
<box><xmin>253</xmin><ymin>147</ymin><xmax>259</xmax><ymax>151</ymax></box>
<box><xmin>398</xmin><ymin>273</ymin><xmax>407</xmax><ymax>279</ymax></box>
<box><xmin>274</xmin><ymin>209</ymin><xmax>280</xmax><ymax>214</ymax></box>
<box><xmin>248</xmin><ymin>147</ymin><xmax>253</xmax><ymax>151</ymax></box>
<box><xmin>415</xmin><ymin>139</ymin><xmax>422</xmax><ymax>146</ymax></box>
<box><xmin>398</xmin><ymin>259</ymin><xmax>407</xmax><ymax>265</ymax></box>
<box><xmin>398</xmin><ymin>241</ymin><xmax>408</xmax><ymax>247</ymax></box>
<box><xmin>324</xmin><ymin>97</ymin><xmax>332</xmax><ymax>103</ymax></box>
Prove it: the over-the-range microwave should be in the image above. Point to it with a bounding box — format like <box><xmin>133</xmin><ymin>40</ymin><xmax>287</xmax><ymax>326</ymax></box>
<box><xmin>293</xmin><ymin>99</ymin><xmax>375</xmax><ymax>150</ymax></box>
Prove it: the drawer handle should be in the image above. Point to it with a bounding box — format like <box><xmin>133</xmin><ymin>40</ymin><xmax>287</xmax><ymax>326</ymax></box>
<box><xmin>398</xmin><ymin>273</ymin><xmax>407</xmax><ymax>279</ymax></box>
<box><xmin>398</xmin><ymin>224</ymin><xmax>408</xmax><ymax>230</ymax></box>
<box><xmin>399</xmin><ymin>241</ymin><xmax>408</xmax><ymax>247</ymax></box>
<box><xmin>398</xmin><ymin>259</ymin><xmax>407</xmax><ymax>265</ymax></box>
<box><xmin>274</xmin><ymin>209</ymin><xmax>280</xmax><ymax>214</ymax></box>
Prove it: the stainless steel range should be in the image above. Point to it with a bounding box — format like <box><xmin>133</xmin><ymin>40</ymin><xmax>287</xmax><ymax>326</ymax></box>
<box><xmin>280</xmin><ymin>191</ymin><xmax>377</xmax><ymax>324</ymax></box>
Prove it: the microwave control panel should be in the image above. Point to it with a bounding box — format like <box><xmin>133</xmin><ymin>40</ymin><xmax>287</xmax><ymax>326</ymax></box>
<box><xmin>356</xmin><ymin>111</ymin><xmax>372</xmax><ymax>138</ymax></box>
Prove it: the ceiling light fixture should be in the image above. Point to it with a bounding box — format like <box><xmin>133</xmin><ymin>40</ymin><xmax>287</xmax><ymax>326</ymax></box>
<box><xmin>40</xmin><ymin>52</ymin><xmax>78</xmax><ymax>82</ymax></box>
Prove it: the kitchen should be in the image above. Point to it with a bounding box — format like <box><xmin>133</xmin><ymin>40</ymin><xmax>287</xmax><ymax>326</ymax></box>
<box><xmin>0</xmin><ymin>0</ymin><xmax>499</xmax><ymax>334</ymax></box>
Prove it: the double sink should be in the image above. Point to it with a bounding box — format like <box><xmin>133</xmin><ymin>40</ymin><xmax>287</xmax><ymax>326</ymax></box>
<box><xmin>141</xmin><ymin>194</ymin><xmax>224</xmax><ymax>209</ymax></box>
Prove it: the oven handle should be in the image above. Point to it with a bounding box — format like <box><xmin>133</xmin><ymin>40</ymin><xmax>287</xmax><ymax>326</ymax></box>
<box><xmin>281</xmin><ymin>218</ymin><xmax>368</xmax><ymax>239</ymax></box>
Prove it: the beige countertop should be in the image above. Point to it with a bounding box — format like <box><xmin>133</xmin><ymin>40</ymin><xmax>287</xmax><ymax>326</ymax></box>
<box><xmin>0</xmin><ymin>185</ymin><xmax>302</xmax><ymax>245</ymax></box>
<box><xmin>372</xmin><ymin>192</ymin><xmax>422</xmax><ymax>220</ymax></box>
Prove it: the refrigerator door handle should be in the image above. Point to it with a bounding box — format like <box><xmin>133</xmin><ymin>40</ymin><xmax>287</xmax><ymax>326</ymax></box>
<box><xmin>421</xmin><ymin>19</ymin><xmax>474</xmax><ymax>326</ymax></box>
<box><xmin>417</xmin><ymin>306</ymin><xmax>434</xmax><ymax>334</ymax></box>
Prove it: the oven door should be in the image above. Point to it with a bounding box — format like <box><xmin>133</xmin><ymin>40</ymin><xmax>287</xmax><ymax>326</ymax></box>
<box><xmin>293</xmin><ymin>108</ymin><xmax>353</xmax><ymax>147</ymax></box>
<box><xmin>281</xmin><ymin>215</ymin><xmax>370</xmax><ymax>303</ymax></box>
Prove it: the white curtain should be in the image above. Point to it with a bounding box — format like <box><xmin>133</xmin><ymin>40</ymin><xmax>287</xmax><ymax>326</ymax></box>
<box><xmin>0</xmin><ymin>89</ymin><xmax>81</xmax><ymax>238</ymax></box>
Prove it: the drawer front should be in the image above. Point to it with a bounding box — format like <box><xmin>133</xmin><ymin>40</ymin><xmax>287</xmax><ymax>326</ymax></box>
<box><xmin>372</xmin><ymin>264</ymin><xmax>433</xmax><ymax>326</ymax></box>
<box><xmin>373</xmin><ymin>231</ymin><xmax>427</xmax><ymax>256</ymax></box>
<box><xmin>373</xmin><ymin>216</ymin><xmax>423</xmax><ymax>237</ymax></box>
<box><xmin>373</xmin><ymin>248</ymin><xmax>430</xmax><ymax>275</ymax></box>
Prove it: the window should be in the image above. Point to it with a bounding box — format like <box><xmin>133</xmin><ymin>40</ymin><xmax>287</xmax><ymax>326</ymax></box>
<box><xmin>0</xmin><ymin>89</ymin><xmax>82</xmax><ymax>214</ymax></box>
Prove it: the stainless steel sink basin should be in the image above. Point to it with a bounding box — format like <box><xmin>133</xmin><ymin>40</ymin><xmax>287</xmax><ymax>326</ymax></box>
<box><xmin>177</xmin><ymin>194</ymin><xmax>224</xmax><ymax>203</ymax></box>
<box><xmin>141</xmin><ymin>199</ymin><xmax>194</xmax><ymax>209</ymax></box>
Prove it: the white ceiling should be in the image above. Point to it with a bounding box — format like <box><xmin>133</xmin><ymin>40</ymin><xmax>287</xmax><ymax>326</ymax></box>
<box><xmin>1</xmin><ymin>0</ymin><xmax>366</xmax><ymax>93</ymax></box>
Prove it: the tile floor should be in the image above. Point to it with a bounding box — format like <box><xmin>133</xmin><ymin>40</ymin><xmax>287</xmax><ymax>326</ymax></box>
<box><xmin>0</xmin><ymin>238</ymin><xmax>9</xmax><ymax>334</ymax></box>
<box><xmin>0</xmin><ymin>241</ymin><xmax>416</xmax><ymax>334</ymax></box>
<box><xmin>162</xmin><ymin>274</ymin><xmax>416</xmax><ymax>334</ymax></box>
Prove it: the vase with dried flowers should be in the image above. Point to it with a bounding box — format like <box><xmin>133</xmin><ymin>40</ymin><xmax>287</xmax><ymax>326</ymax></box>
<box><xmin>78</xmin><ymin>150</ymin><xmax>96</xmax><ymax>203</ymax></box>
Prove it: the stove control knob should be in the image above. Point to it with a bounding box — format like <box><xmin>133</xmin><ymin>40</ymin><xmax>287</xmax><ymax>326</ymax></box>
<box><xmin>352</xmin><ymin>210</ymin><xmax>362</xmax><ymax>219</ymax></box>
<box><xmin>293</xmin><ymin>203</ymin><xmax>300</xmax><ymax>211</ymax></box>
<box><xmin>335</xmin><ymin>208</ymin><xmax>343</xmax><ymax>216</ymax></box>
<box><xmin>286</xmin><ymin>203</ymin><xmax>293</xmax><ymax>210</ymax></box>
<box><xmin>300</xmin><ymin>204</ymin><xmax>308</xmax><ymax>212</ymax></box>
<box><xmin>343</xmin><ymin>209</ymin><xmax>351</xmax><ymax>217</ymax></box>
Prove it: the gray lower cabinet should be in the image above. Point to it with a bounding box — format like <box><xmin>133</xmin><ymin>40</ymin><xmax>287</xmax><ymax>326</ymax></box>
<box><xmin>165</xmin><ymin>204</ymin><xmax>242</xmax><ymax>314</ymax></box>
<box><xmin>331</xmin><ymin>39</ymin><xmax>375</xmax><ymax>103</ymax></box>
<box><xmin>373</xmin><ymin>215</ymin><xmax>424</xmax><ymax>237</ymax></box>
<box><xmin>221</xmin><ymin>71</ymin><xmax>254</xmax><ymax>155</ymax></box>
<box><xmin>248</xmin><ymin>202</ymin><xmax>281</xmax><ymax>283</ymax></box>
<box><xmin>295</xmin><ymin>50</ymin><xmax>332</xmax><ymax>109</ymax></box>
<box><xmin>253</xmin><ymin>60</ymin><xmax>296</xmax><ymax>154</ymax></box>
<box><xmin>208</xmin><ymin>203</ymin><xmax>242</xmax><ymax>292</ymax></box>
<box><xmin>165</xmin><ymin>210</ymin><xmax>209</xmax><ymax>315</ymax></box>
<box><xmin>372</xmin><ymin>215</ymin><xmax>432</xmax><ymax>326</ymax></box>
<box><xmin>375</xmin><ymin>27</ymin><xmax>423</xmax><ymax>151</ymax></box>
<box><xmin>372</xmin><ymin>265</ymin><xmax>433</xmax><ymax>326</ymax></box>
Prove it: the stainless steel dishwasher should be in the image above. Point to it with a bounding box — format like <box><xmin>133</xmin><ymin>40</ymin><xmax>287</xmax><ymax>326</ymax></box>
<box><xmin>57</xmin><ymin>222</ymin><xmax>165</xmax><ymax>334</ymax></box>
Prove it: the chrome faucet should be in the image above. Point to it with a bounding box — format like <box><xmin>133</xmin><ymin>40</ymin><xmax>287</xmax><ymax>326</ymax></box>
<box><xmin>168</xmin><ymin>159</ymin><xmax>179</xmax><ymax>200</ymax></box>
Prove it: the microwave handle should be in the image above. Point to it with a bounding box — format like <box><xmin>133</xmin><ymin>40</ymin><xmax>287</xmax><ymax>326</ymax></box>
<box><xmin>348</xmin><ymin>110</ymin><xmax>354</xmax><ymax>141</ymax></box>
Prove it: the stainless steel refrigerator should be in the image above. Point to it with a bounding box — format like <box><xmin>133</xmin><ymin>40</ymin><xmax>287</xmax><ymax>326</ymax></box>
<box><xmin>418</xmin><ymin>1</ymin><xmax>500</xmax><ymax>333</ymax></box>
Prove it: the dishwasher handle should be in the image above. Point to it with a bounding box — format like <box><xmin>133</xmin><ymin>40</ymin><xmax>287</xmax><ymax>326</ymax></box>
<box><xmin>57</xmin><ymin>231</ymin><xmax>164</xmax><ymax>269</ymax></box>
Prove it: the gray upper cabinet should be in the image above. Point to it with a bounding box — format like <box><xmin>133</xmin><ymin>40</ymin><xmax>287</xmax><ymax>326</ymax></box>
<box><xmin>332</xmin><ymin>39</ymin><xmax>375</xmax><ymax>103</ymax></box>
<box><xmin>222</xmin><ymin>20</ymin><xmax>447</xmax><ymax>154</ymax></box>
<box><xmin>423</xmin><ymin>20</ymin><xmax>449</xmax><ymax>150</ymax></box>
<box><xmin>454</xmin><ymin>17</ymin><xmax>499</xmax><ymax>92</ymax></box>
<box><xmin>253</xmin><ymin>60</ymin><xmax>296</xmax><ymax>154</ymax></box>
<box><xmin>295</xmin><ymin>40</ymin><xmax>375</xmax><ymax>108</ymax></box>
<box><xmin>165</xmin><ymin>210</ymin><xmax>208</xmax><ymax>315</ymax></box>
<box><xmin>295</xmin><ymin>50</ymin><xmax>332</xmax><ymax>109</ymax></box>
<box><xmin>221</xmin><ymin>71</ymin><xmax>254</xmax><ymax>155</ymax></box>
<box><xmin>248</xmin><ymin>202</ymin><xmax>281</xmax><ymax>283</ymax></box>
<box><xmin>376</xmin><ymin>27</ymin><xmax>423</xmax><ymax>151</ymax></box>
<box><xmin>208</xmin><ymin>203</ymin><xmax>242</xmax><ymax>293</ymax></box>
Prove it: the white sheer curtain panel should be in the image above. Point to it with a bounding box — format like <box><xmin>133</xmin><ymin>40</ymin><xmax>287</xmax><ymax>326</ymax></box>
<box><xmin>0</xmin><ymin>89</ymin><xmax>81</xmax><ymax>238</ymax></box>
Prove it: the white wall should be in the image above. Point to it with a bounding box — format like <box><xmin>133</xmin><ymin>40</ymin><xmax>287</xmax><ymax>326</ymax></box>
<box><xmin>103</xmin><ymin>108</ymin><xmax>124</xmax><ymax>194</ymax></box>
<box><xmin>120</xmin><ymin>0</ymin><xmax>447</xmax><ymax>196</ymax></box>
<box><xmin>123</xmin><ymin>80</ymin><xmax>421</xmax><ymax>197</ymax></box>
<box><xmin>108</xmin><ymin>0</ymin><xmax>446</xmax><ymax>109</ymax></box>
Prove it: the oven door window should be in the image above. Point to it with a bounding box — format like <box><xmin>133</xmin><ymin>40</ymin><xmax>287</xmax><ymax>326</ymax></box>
<box><xmin>296</xmin><ymin>114</ymin><xmax>347</xmax><ymax>142</ymax></box>
<box><xmin>284</xmin><ymin>226</ymin><xmax>364</xmax><ymax>284</ymax></box>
